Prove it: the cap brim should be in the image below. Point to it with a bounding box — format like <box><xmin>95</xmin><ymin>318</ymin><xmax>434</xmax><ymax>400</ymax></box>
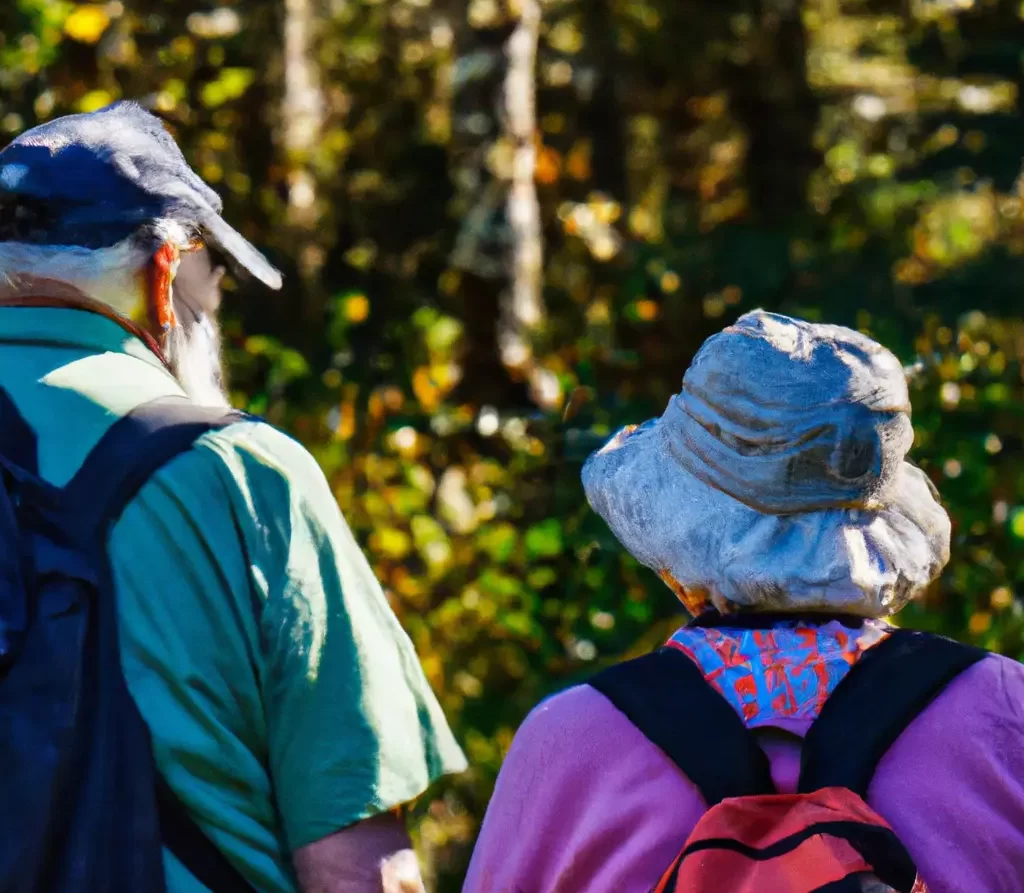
<box><xmin>201</xmin><ymin>210</ymin><xmax>283</xmax><ymax>290</ymax></box>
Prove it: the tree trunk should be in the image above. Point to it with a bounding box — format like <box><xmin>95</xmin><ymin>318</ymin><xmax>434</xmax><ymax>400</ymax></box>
<box><xmin>580</xmin><ymin>0</ymin><xmax>629</xmax><ymax>202</ymax></box>
<box><xmin>280</xmin><ymin>0</ymin><xmax>326</xmax><ymax>325</ymax></box>
<box><xmin>449</xmin><ymin>0</ymin><xmax>557</xmax><ymax>410</ymax></box>
<box><xmin>723</xmin><ymin>0</ymin><xmax>822</xmax><ymax>220</ymax></box>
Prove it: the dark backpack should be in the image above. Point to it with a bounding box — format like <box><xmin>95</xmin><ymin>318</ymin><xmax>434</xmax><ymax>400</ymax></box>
<box><xmin>0</xmin><ymin>393</ymin><xmax>258</xmax><ymax>893</ymax></box>
<box><xmin>590</xmin><ymin>625</ymin><xmax>985</xmax><ymax>893</ymax></box>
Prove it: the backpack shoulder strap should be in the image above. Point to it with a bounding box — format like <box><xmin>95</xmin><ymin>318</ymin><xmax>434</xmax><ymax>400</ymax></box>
<box><xmin>589</xmin><ymin>646</ymin><xmax>775</xmax><ymax>806</ymax></box>
<box><xmin>61</xmin><ymin>394</ymin><xmax>258</xmax><ymax>893</ymax></box>
<box><xmin>155</xmin><ymin>778</ymin><xmax>256</xmax><ymax>893</ymax></box>
<box><xmin>61</xmin><ymin>394</ymin><xmax>250</xmax><ymax>541</ymax></box>
<box><xmin>799</xmin><ymin>628</ymin><xmax>986</xmax><ymax>797</ymax></box>
<box><xmin>0</xmin><ymin>386</ymin><xmax>40</xmax><ymax>475</ymax></box>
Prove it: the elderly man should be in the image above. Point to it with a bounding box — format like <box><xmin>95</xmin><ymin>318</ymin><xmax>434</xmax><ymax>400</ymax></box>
<box><xmin>0</xmin><ymin>103</ymin><xmax>465</xmax><ymax>892</ymax></box>
<box><xmin>464</xmin><ymin>312</ymin><xmax>1024</xmax><ymax>893</ymax></box>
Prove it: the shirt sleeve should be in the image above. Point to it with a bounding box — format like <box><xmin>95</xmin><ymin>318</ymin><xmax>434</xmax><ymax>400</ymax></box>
<box><xmin>463</xmin><ymin>685</ymin><xmax>705</xmax><ymax>893</ymax></box>
<box><xmin>232</xmin><ymin>423</ymin><xmax>467</xmax><ymax>849</ymax></box>
<box><xmin>870</xmin><ymin>654</ymin><xmax>1024</xmax><ymax>890</ymax></box>
<box><xmin>113</xmin><ymin>419</ymin><xmax>466</xmax><ymax>855</ymax></box>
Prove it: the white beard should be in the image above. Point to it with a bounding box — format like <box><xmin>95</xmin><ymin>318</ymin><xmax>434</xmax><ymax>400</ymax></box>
<box><xmin>165</xmin><ymin>245</ymin><xmax>231</xmax><ymax>408</ymax></box>
<box><xmin>164</xmin><ymin>303</ymin><xmax>231</xmax><ymax>408</ymax></box>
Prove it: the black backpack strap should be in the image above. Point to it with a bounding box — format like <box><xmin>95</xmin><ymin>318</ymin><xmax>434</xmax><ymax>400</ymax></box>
<box><xmin>61</xmin><ymin>395</ymin><xmax>250</xmax><ymax>541</ymax></box>
<box><xmin>61</xmin><ymin>394</ymin><xmax>258</xmax><ymax>893</ymax></box>
<box><xmin>155</xmin><ymin>778</ymin><xmax>257</xmax><ymax>893</ymax></box>
<box><xmin>0</xmin><ymin>386</ymin><xmax>40</xmax><ymax>475</ymax></box>
<box><xmin>589</xmin><ymin>646</ymin><xmax>775</xmax><ymax>806</ymax></box>
<box><xmin>799</xmin><ymin>628</ymin><xmax>986</xmax><ymax>797</ymax></box>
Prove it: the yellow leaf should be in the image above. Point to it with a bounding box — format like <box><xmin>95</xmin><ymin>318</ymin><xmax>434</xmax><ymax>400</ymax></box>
<box><xmin>566</xmin><ymin>141</ymin><xmax>592</xmax><ymax>181</ymax></box>
<box><xmin>336</xmin><ymin>401</ymin><xmax>356</xmax><ymax>441</ymax></box>
<box><xmin>660</xmin><ymin>272</ymin><xmax>681</xmax><ymax>293</ymax></box>
<box><xmin>381</xmin><ymin>386</ymin><xmax>404</xmax><ymax>411</ymax></box>
<box><xmin>77</xmin><ymin>90</ymin><xmax>115</xmax><ymax>113</ymax></box>
<box><xmin>64</xmin><ymin>5</ymin><xmax>110</xmax><ymax>44</ymax></box>
<box><xmin>370</xmin><ymin>527</ymin><xmax>412</xmax><ymax>560</ymax></box>
<box><xmin>412</xmin><ymin>366</ymin><xmax>440</xmax><ymax>412</ymax></box>
<box><xmin>635</xmin><ymin>299</ymin><xmax>660</xmax><ymax>321</ymax></box>
<box><xmin>991</xmin><ymin>586</ymin><xmax>1013</xmax><ymax>611</ymax></box>
<box><xmin>968</xmin><ymin>611</ymin><xmax>992</xmax><ymax>636</ymax></box>
<box><xmin>170</xmin><ymin>37</ymin><xmax>194</xmax><ymax>59</ymax></box>
<box><xmin>438</xmin><ymin>270</ymin><xmax>461</xmax><ymax>296</ymax></box>
<box><xmin>200</xmin><ymin>163</ymin><xmax>223</xmax><ymax>184</ymax></box>
<box><xmin>345</xmin><ymin>294</ymin><xmax>370</xmax><ymax>323</ymax></box>
<box><xmin>535</xmin><ymin>145</ymin><xmax>561</xmax><ymax>185</ymax></box>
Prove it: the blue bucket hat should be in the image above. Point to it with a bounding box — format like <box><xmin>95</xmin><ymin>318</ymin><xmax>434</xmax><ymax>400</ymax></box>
<box><xmin>582</xmin><ymin>311</ymin><xmax>950</xmax><ymax>618</ymax></box>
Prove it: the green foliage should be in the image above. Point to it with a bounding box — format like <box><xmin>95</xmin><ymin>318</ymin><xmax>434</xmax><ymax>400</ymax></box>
<box><xmin>6</xmin><ymin>0</ymin><xmax>1024</xmax><ymax>888</ymax></box>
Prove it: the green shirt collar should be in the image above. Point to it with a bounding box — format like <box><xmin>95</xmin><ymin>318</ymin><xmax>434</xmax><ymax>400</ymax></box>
<box><xmin>0</xmin><ymin>306</ymin><xmax>170</xmax><ymax>375</ymax></box>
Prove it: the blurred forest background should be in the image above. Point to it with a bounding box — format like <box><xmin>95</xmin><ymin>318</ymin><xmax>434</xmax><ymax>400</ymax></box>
<box><xmin>5</xmin><ymin>0</ymin><xmax>1024</xmax><ymax>887</ymax></box>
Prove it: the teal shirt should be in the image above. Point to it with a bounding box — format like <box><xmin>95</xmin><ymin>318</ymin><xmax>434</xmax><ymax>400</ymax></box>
<box><xmin>0</xmin><ymin>307</ymin><xmax>467</xmax><ymax>892</ymax></box>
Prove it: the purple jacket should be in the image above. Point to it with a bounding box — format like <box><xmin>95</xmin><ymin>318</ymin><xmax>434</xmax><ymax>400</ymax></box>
<box><xmin>464</xmin><ymin>652</ymin><xmax>1024</xmax><ymax>893</ymax></box>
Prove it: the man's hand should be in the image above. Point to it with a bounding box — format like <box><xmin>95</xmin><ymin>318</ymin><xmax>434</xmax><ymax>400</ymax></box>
<box><xmin>293</xmin><ymin>812</ymin><xmax>425</xmax><ymax>893</ymax></box>
<box><xmin>380</xmin><ymin>850</ymin><xmax>427</xmax><ymax>893</ymax></box>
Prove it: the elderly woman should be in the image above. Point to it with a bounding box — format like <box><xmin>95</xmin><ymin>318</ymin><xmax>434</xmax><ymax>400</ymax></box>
<box><xmin>463</xmin><ymin>311</ymin><xmax>1024</xmax><ymax>893</ymax></box>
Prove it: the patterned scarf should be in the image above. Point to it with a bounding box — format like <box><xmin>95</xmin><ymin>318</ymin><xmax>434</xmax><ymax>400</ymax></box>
<box><xmin>667</xmin><ymin>618</ymin><xmax>892</xmax><ymax>727</ymax></box>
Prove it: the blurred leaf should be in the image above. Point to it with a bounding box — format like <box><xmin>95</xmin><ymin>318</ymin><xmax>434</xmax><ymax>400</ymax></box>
<box><xmin>77</xmin><ymin>89</ymin><xmax>115</xmax><ymax>112</ymax></box>
<box><xmin>524</xmin><ymin>519</ymin><xmax>563</xmax><ymax>559</ymax></box>
<box><xmin>200</xmin><ymin>67</ymin><xmax>255</xmax><ymax>108</ymax></box>
<box><xmin>476</xmin><ymin>523</ymin><xmax>519</xmax><ymax>563</ymax></box>
<box><xmin>63</xmin><ymin>4</ymin><xmax>109</xmax><ymax>43</ymax></box>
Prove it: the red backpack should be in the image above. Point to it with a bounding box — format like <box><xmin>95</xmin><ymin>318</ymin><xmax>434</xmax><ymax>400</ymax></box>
<box><xmin>590</xmin><ymin>626</ymin><xmax>984</xmax><ymax>893</ymax></box>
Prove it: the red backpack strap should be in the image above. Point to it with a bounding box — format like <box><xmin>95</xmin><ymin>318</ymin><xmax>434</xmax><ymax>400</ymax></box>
<box><xmin>799</xmin><ymin>628</ymin><xmax>986</xmax><ymax>797</ymax></box>
<box><xmin>589</xmin><ymin>646</ymin><xmax>775</xmax><ymax>806</ymax></box>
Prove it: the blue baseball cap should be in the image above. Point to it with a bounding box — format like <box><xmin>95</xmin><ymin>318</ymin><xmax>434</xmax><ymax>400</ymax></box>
<box><xmin>0</xmin><ymin>101</ymin><xmax>281</xmax><ymax>289</ymax></box>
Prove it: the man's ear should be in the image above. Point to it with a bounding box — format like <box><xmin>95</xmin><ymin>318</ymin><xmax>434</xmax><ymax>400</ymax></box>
<box><xmin>146</xmin><ymin>241</ymin><xmax>180</xmax><ymax>336</ymax></box>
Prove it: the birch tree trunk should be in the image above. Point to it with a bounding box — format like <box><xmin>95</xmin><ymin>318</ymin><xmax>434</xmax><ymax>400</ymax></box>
<box><xmin>500</xmin><ymin>0</ymin><xmax>544</xmax><ymax>379</ymax></box>
<box><xmin>450</xmin><ymin>0</ymin><xmax>558</xmax><ymax>410</ymax></box>
<box><xmin>280</xmin><ymin>0</ymin><xmax>326</xmax><ymax>322</ymax></box>
<box><xmin>282</xmin><ymin>0</ymin><xmax>324</xmax><ymax>223</ymax></box>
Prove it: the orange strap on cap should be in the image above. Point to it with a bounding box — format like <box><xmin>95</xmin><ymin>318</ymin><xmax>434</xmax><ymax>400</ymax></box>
<box><xmin>147</xmin><ymin>241</ymin><xmax>179</xmax><ymax>333</ymax></box>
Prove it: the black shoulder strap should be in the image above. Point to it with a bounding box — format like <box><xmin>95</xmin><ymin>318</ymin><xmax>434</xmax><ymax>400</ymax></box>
<box><xmin>61</xmin><ymin>395</ymin><xmax>250</xmax><ymax>541</ymax></box>
<box><xmin>589</xmin><ymin>646</ymin><xmax>775</xmax><ymax>806</ymax></box>
<box><xmin>0</xmin><ymin>387</ymin><xmax>39</xmax><ymax>475</ymax></box>
<box><xmin>799</xmin><ymin>628</ymin><xmax>986</xmax><ymax>797</ymax></box>
<box><xmin>155</xmin><ymin>778</ymin><xmax>257</xmax><ymax>893</ymax></box>
<box><xmin>63</xmin><ymin>394</ymin><xmax>258</xmax><ymax>893</ymax></box>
